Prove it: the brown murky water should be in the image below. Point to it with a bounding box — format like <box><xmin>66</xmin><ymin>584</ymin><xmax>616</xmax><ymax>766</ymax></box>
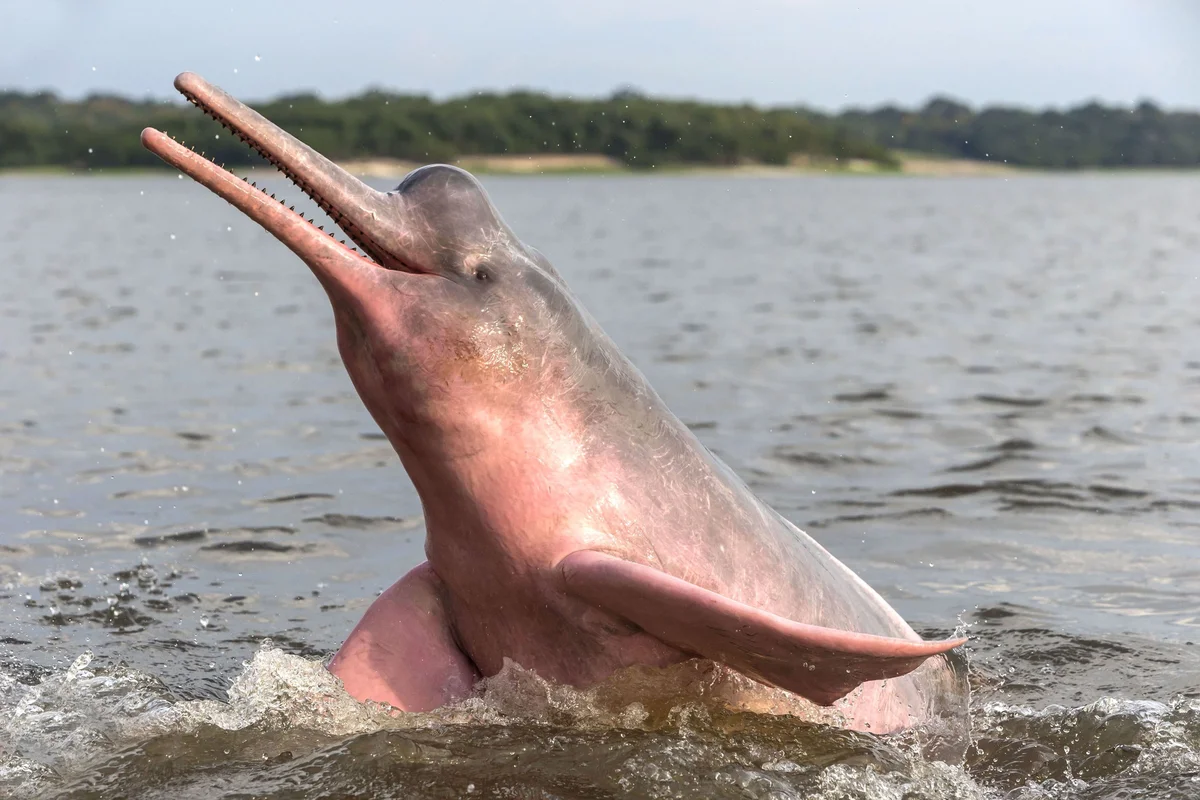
<box><xmin>2</xmin><ymin>172</ymin><xmax>1199</xmax><ymax>798</ymax></box>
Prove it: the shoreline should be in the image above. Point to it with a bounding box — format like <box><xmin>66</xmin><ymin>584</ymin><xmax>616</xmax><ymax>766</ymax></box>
<box><xmin>4</xmin><ymin>153</ymin><xmax>1197</xmax><ymax>179</ymax></box>
<box><xmin>335</xmin><ymin>153</ymin><xmax>1021</xmax><ymax>178</ymax></box>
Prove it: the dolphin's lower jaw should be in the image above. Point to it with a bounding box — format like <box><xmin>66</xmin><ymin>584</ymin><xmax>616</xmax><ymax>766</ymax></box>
<box><xmin>137</xmin><ymin>127</ymin><xmax>385</xmax><ymax>312</ymax></box>
<box><xmin>143</xmin><ymin>73</ymin><xmax>968</xmax><ymax>736</ymax></box>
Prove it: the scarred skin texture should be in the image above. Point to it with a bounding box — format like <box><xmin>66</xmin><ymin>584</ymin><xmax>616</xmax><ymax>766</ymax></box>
<box><xmin>142</xmin><ymin>73</ymin><xmax>967</xmax><ymax>736</ymax></box>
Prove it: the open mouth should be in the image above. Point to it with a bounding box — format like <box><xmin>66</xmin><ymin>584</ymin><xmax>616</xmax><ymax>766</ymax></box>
<box><xmin>177</xmin><ymin>86</ymin><xmax>384</xmax><ymax>266</ymax></box>
<box><xmin>141</xmin><ymin>73</ymin><xmax>416</xmax><ymax>274</ymax></box>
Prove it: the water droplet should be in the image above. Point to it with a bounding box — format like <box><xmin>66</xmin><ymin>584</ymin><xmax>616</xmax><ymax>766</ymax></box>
<box><xmin>200</xmin><ymin>616</ymin><xmax>210</xmax><ymax>629</ymax></box>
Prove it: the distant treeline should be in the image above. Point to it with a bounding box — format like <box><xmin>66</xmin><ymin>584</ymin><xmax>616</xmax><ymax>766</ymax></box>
<box><xmin>0</xmin><ymin>89</ymin><xmax>893</xmax><ymax>170</ymax></box>
<box><xmin>2</xmin><ymin>88</ymin><xmax>1198</xmax><ymax>171</ymax></box>
<box><xmin>827</xmin><ymin>97</ymin><xmax>1200</xmax><ymax>168</ymax></box>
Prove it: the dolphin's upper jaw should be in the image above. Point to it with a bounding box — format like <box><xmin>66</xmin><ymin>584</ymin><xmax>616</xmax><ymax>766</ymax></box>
<box><xmin>160</xmin><ymin>71</ymin><xmax>426</xmax><ymax>278</ymax></box>
<box><xmin>177</xmin><ymin>83</ymin><xmax>389</xmax><ymax>270</ymax></box>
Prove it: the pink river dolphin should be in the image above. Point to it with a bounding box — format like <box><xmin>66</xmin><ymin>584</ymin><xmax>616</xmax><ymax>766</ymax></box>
<box><xmin>142</xmin><ymin>73</ymin><xmax>967</xmax><ymax>735</ymax></box>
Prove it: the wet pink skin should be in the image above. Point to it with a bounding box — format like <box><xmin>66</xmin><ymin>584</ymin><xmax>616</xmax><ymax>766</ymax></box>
<box><xmin>142</xmin><ymin>73</ymin><xmax>967</xmax><ymax>735</ymax></box>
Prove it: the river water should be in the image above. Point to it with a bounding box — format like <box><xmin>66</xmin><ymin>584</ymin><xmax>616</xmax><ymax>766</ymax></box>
<box><xmin>1</xmin><ymin>171</ymin><xmax>1198</xmax><ymax>798</ymax></box>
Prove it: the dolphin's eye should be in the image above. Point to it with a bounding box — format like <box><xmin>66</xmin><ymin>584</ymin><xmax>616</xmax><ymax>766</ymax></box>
<box><xmin>474</xmin><ymin>266</ymin><xmax>492</xmax><ymax>283</ymax></box>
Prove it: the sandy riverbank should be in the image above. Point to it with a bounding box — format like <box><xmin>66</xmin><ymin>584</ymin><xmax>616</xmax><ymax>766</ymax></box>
<box><xmin>334</xmin><ymin>151</ymin><xmax>1022</xmax><ymax>179</ymax></box>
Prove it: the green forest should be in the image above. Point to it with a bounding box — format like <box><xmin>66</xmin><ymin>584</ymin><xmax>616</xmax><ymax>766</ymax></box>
<box><xmin>831</xmin><ymin>97</ymin><xmax>1200</xmax><ymax>168</ymax></box>
<box><xmin>2</xmin><ymin>87</ymin><xmax>1198</xmax><ymax>171</ymax></box>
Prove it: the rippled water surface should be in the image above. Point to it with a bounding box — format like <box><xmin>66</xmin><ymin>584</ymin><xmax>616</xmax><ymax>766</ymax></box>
<box><xmin>2</xmin><ymin>172</ymin><xmax>1199</xmax><ymax>798</ymax></box>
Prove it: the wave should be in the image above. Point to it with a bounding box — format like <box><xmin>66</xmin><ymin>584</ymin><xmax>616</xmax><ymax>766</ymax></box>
<box><xmin>2</xmin><ymin>644</ymin><xmax>1196</xmax><ymax>798</ymax></box>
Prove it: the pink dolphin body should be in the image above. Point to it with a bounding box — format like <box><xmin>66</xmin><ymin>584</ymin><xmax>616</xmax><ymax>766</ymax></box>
<box><xmin>142</xmin><ymin>73</ymin><xmax>966</xmax><ymax>734</ymax></box>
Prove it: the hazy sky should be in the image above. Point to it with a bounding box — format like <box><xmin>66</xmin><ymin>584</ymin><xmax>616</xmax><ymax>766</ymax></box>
<box><xmin>4</xmin><ymin>1</ymin><xmax>1199</xmax><ymax>110</ymax></box>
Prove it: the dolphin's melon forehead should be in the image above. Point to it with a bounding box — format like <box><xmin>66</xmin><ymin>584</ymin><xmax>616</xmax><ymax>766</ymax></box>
<box><xmin>394</xmin><ymin>164</ymin><xmax>508</xmax><ymax>241</ymax></box>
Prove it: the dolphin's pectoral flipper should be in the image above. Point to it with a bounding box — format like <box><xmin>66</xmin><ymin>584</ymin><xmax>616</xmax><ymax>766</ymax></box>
<box><xmin>558</xmin><ymin>550</ymin><xmax>966</xmax><ymax>706</ymax></box>
<box><xmin>328</xmin><ymin>562</ymin><xmax>479</xmax><ymax>711</ymax></box>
